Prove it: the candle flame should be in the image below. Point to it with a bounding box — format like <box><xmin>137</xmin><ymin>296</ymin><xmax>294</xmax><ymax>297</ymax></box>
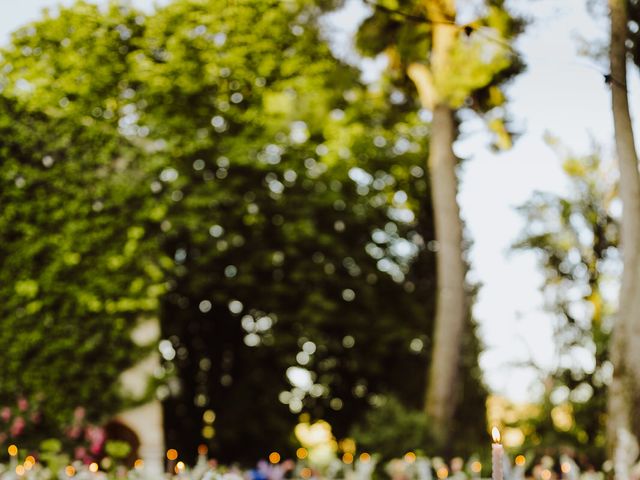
<box><xmin>491</xmin><ymin>426</ymin><xmax>501</xmax><ymax>443</ymax></box>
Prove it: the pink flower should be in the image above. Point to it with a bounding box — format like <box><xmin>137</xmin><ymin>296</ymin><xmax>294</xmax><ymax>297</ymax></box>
<box><xmin>85</xmin><ymin>426</ymin><xmax>106</xmax><ymax>455</ymax></box>
<box><xmin>1</xmin><ymin>407</ymin><xmax>11</xmax><ymax>422</ymax></box>
<box><xmin>74</xmin><ymin>446</ymin><xmax>87</xmax><ymax>461</ymax></box>
<box><xmin>17</xmin><ymin>397</ymin><xmax>28</xmax><ymax>412</ymax></box>
<box><xmin>10</xmin><ymin>417</ymin><xmax>25</xmax><ymax>436</ymax></box>
<box><xmin>89</xmin><ymin>443</ymin><xmax>103</xmax><ymax>455</ymax></box>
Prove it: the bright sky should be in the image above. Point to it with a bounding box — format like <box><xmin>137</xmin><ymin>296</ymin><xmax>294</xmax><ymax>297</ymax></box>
<box><xmin>2</xmin><ymin>0</ymin><xmax>638</xmax><ymax>402</ymax></box>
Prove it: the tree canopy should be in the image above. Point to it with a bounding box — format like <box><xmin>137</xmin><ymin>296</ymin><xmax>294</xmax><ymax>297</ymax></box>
<box><xmin>0</xmin><ymin>0</ymin><xmax>488</xmax><ymax>462</ymax></box>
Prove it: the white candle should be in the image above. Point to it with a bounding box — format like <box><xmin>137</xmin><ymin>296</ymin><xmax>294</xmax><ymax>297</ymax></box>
<box><xmin>491</xmin><ymin>427</ymin><xmax>504</xmax><ymax>480</ymax></box>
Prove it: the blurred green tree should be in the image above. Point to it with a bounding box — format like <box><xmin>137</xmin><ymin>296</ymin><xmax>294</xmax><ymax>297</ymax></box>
<box><xmin>350</xmin><ymin>0</ymin><xmax>524</xmax><ymax>448</ymax></box>
<box><xmin>0</xmin><ymin>0</ymin><xmax>487</xmax><ymax>463</ymax></box>
<box><xmin>131</xmin><ymin>0</ymin><xmax>441</xmax><ymax>462</ymax></box>
<box><xmin>513</xmin><ymin>144</ymin><xmax>618</xmax><ymax>468</ymax></box>
<box><xmin>0</xmin><ymin>2</ymin><xmax>169</xmax><ymax>446</ymax></box>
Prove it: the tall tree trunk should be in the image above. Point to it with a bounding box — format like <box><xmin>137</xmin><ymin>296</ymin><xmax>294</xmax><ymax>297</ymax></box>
<box><xmin>607</xmin><ymin>0</ymin><xmax>640</xmax><ymax>465</ymax></box>
<box><xmin>424</xmin><ymin>103</ymin><xmax>467</xmax><ymax>448</ymax></box>
<box><xmin>408</xmin><ymin>0</ymin><xmax>467</xmax><ymax>448</ymax></box>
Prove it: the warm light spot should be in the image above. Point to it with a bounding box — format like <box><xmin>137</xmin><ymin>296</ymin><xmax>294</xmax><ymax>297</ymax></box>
<box><xmin>360</xmin><ymin>453</ymin><xmax>371</xmax><ymax>463</ymax></box>
<box><xmin>404</xmin><ymin>452</ymin><xmax>416</xmax><ymax>463</ymax></box>
<box><xmin>296</xmin><ymin>448</ymin><xmax>308</xmax><ymax>459</ymax></box>
<box><xmin>25</xmin><ymin>456</ymin><xmax>36</xmax><ymax>465</ymax></box>
<box><xmin>89</xmin><ymin>463</ymin><xmax>99</xmax><ymax>473</ymax></box>
<box><xmin>471</xmin><ymin>462</ymin><xmax>482</xmax><ymax>473</ymax></box>
<box><xmin>542</xmin><ymin>469</ymin><xmax>552</xmax><ymax>480</ymax></box>
<box><xmin>301</xmin><ymin>468</ymin><xmax>312</xmax><ymax>478</ymax></box>
<box><xmin>203</xmin><ymin>410</ymin><xmax>216</xmax><ymax>424</ymax></box>
<box><xmin>515</xmin><ymin>455</ymin><xmax>526</xmax><ymax>467</ymax></box>
<box><xmin>437</xmin><ymin>467</ymin><xmax>449</xmax><ymax>479</ymax></box>
<box><xmin>269</xmin><ymin>452</ymin><xmax>281</xmax><ymax>464</ymax></box>
<box><xmin>491</xmin><ymin>426</ymin><xmax>501</xmax><ymax>444</ymax></box>
<box><xmin>198</xmin><ymin>444</ymin><xmax>208</xmax><ymax>456</ymax></box>
<box><xmin>202</xmin><ymin>425</ymin><xmax>215</xmax><ymax>439</ymax></box>
<box><xmin>134</xmin><ymin>459</ymin><xmax>144</xmax><ymax>470</ymax></box>
<box><xmin>340</xmin><ymin>438</ymin><xmax>356</xmax><ymax>454</ymax></box>
<box><xmin>342</xmin><ymin>453</ymin><xmax>354</xmax><ymax>464</ymax></box>
<box><xmin>561</xmin><ymin>463</ymin><xmax>571</xmax><ymax>474</ymax></box>
<box><xmin>8</xmin><ymin>445</ymin><xmax>18</xmax><ymax>457</ymax></box>
<box><xmin>176</xmin><ymin>461</ymin><xmax>185</xmax><ymax>471</ymax></box>
<box><xmin>167</xmin><ymin>449</ymin><xmax>178</xmax><ymax>461</ymax></box>
<box><xmin>16</xmin><ymin>465</ymin><xmax>25</xmax><ymax>476</ymax></box>
<box><xmin>551</xmin><ymin>405</ymin><xmax>574</xmax><ymax>432</ymax></box>
<box><xmin>503</xmin><ymin>428</ymin><xmax>525</xmax><ymax>448</ymax></box>
<box><xmin>23</xmin><ymin>460</ymin><xmax>33</xmax><ymax>471</ymax></box>
<box><xmin>65</xmin><ymin>465</ymin><xmax>76</xmax><ymax>477</ymax></box>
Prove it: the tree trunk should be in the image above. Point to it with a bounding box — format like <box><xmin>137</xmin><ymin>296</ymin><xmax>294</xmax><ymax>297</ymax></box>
<box><xmin>407</xmin><ymin>0</ymin><xmax>466</xmax><ymax>449</ymax></box>
<box><xmin>424</xmin><ymin>103</ymin><xmax>467</xmax><ymax>448</ymax></box>
<box><xmin>607</xmin><ymin>0</ymin><xmax>640</xmax><ymax>464</ymax></box>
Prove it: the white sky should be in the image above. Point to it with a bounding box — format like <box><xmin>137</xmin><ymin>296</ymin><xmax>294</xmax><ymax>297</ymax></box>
<box><xmin>2</xmin><ymin>0</ymin><xmax>638</xmax><ymax>402</ymax></box>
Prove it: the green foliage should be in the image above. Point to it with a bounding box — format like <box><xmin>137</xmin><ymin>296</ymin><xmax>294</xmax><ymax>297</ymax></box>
<box><xmin>513</xmin><ymin>145</ymin><xmax>618</xmax><ymax>468</ymax></box>
<box><xmin>0</xmin><ymin>0</ymin><xmax>169</xmax><ymax>442</ymax></box>
<box><xmin>39</xmin><ymin>438</ymin><xmax>70</xmax><ymax>478</ymax></box>
<box><xmin>0</xmin><ymin>0</ymin><xmax>487</xmax><ymax>463</ymax></box>
<box><xmin>351</xmin><ymin>396</ymin><xmax>429</xmax><ymax>462</ymax></box>
<box><xmin>133</xmin><ymin>0</ymin><xmax>443</xmax><ymax>462</ymax></box>
<box><xmin>105</xmin><ymin>440</ymin><xmax>132</xmax><ymax>460</ymax></box>
<box><xmin>0</xmin><ymin>94</ymin><xmax>163</xmax><ymax>436</ymax></box>
<box><xmin>354</xmin><ymin>0</ymin><xmax>524</xmax><ymax>150</ymax></box>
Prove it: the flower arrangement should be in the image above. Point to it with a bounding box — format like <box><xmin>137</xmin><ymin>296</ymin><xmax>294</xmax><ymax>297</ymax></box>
<box><xmin>0</xmin><ymin>396</ymin><xmax>43</xmax><ymax>448</ymax></box>
<box><xmin>0</xmin><ymin>398</ymin><xmax>128</xmax><ymax>475</ymax></box>
<box><xmin>0</xmin><ymin>449</ymin><xmax>608</xmax><ymax>480</ymax></box>
<box><xmin>63</xmin><ymin>408</ymin><xmax>110</xmax><ymax>466</ymax></box>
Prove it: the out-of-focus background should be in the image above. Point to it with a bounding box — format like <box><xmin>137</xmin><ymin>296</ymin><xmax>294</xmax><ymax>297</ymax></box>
<box><xmin>2</xmin><ymin>0</ymin><xmax>640</xmax><ymax>478</ymax></box>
